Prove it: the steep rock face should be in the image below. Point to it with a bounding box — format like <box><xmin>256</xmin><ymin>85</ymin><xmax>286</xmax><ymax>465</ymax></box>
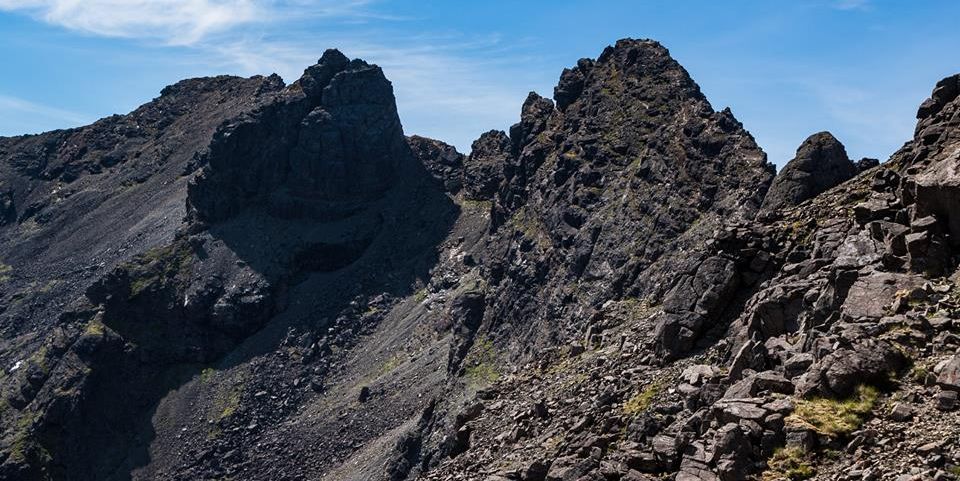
<box><xmin>4</xmin><ymin>36</ymin><xmax>960</xmax><ymax>481</ymax></box>
<box><xmin>188</xmin><ymin>49</ymin><xmax>409</xmax><ymax>222</ymax></box>
<box><xmin>0</xmin><ymin>50</ymin><xmax>456</xmax><ymax>481</ymax></box>
<box><xmin>458</xmin><ymin>39</ymin><xmax>774</xmax><ymax>366</ymax></box>
<box><xmin>902</xmin><ymin>75</ymin><xmax>960</xmax><ymax>241</ymax></box>
<box><xmin>0</xmin><ymin>73</ymin><xmax>287</xmax><ymax>480</ymax></box>
<box><xmin>760</xmin><ymin>131</ymin><xmax>858</xmax><ymax>212</ymax></box>
<box><xmin>407</xmin><ymin>135</ymin><xmax>465</xmax><ymax>193</ymax></box>
<box><xmin>0</xmin><ymin>73</ymin><xmax>283</xmax><ymax>344</ymax></box>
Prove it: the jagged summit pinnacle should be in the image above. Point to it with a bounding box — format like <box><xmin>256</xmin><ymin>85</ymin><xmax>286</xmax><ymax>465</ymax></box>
<box><xmin>553</xmin><ymin>37</ymin><xmax>704</xmax><ymax>111</ymax></box>
<box><xmin>760</xmin><ymin>131</ymin><xmax>858</xmax><ymax>212</ymax></box>
<box><xmin>291</xmin><ymin>48</ymin><xmax>352</xmax><ymax>98</ymax></box>
<box><xmin>188</xmin><ymin>49</ymin><xmax>409</xmax><ymax>221</ymax></box>
<box><xmin>917</xmin><ymin>73</ymin><xmax>960</xmax><ymax>120</ymax></box>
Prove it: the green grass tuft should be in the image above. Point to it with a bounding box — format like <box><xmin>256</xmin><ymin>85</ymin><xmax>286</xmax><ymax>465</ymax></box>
<box><xmin>413</xmin><ymin>288</ymin><xmax>428</xmax><ymax>303</ymax></box>
<box><xmin>763</xmin><ymin>447</ymin><xmax>816</xmax><ymax>480</ymax></box>
<box><xmin>789</xmin><ymin>384</ymin><xmax>878</xmax><ymax>437</ymax></box>
<box><xmin>623</xmin><ymin>380</ymin><xmax>664</xmax><ymax>416</ymax></box>
<box><xmin>126</xmin><ymin>242</ymin><xmax>193</xmax><ymax>298</ymax></box>
<box><xmin>464</xmin><ymin>336</ymin><xmax>499</xmax><ymax>387</ymax></box>
<box><xmin>0</xmin><ymin>262</ymin><xmax>12</xmax><ymax>282</ymax></box>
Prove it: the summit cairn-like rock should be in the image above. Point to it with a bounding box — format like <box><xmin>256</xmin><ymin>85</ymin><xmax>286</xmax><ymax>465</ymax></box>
<box><xmin>761</xmin><ymin>131</ymin><xmax>857</xmax><ymax>212</ymax></box>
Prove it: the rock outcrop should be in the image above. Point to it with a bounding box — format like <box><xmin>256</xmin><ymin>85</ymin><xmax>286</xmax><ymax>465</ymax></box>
<box><xmin>761</xmin><ymin>131</ymin><xmax>858</xmax><ymax>212</ymax></box>
<box><xmin>188</xmin><ymin>49</ymin><xmax>410</xmax><ymax>222</ymax></box>
<box><xmin>905</xmin><ymin>75</ymin><xmax>960</xmax><ymax>242</ymax></box>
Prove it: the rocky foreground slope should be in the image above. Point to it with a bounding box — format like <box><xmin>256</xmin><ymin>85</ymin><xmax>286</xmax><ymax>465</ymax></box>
<box><xmin>0</xmin><ymin>39</ymin><xmax>959</xmax><ymax>481</ymax></box>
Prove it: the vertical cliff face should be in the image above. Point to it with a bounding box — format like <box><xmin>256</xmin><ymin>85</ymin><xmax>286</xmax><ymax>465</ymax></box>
<box><xmin>0</xmin><ymin>73</ymin><xmax>289</xmax><ymax>480</ymax></box>
<box><xmin>900</xmin><ymin>75</ymin><xmax>960</xmax><ymax>241</ymax></box>
<box><xmin>0</xmin><ymin>73</ymin><xmax>284</xmax><ymax>336</ymax></box>
<box><xmin>188</xmin><ymin>49</ymin><xmax>411</xmax><ymax>222</ymax></box>
<box><xmin>0</xmin><ymin>49</ymin><xmax>456</xmax><ymax>481</ymax></box>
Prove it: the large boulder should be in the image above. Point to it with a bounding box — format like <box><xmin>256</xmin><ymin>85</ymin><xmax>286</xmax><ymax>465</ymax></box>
<box><xmin>938</xmin><ymin>353</ymin><xmax>960</xmax><ymax>391</ymax></box>
<box><xmin>797</xmin><ymin>340</ymin><xmax>908</xmax><ymax>397</ymax></box>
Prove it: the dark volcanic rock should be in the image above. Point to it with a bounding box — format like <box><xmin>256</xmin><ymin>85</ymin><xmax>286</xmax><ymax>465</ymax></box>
<box><xmin>188</xmin><ymin>49</ymin><xmax>410</xmax><ymax>222</ymax></box>
<box><xmin>466</xmin><ymin>39</ymin><xmax>774</xmax><ymax>362</ymax></box>
<box><xmin>906</xmin><ymin>75</ymin><xmax>960</xmax><ymax>242</ymax></box>
<box><xmin>761</xmin><ymin>131</ymin><xmax>857</xmax><ymax>212</ymax></box>
<box><xmin>407</xmin><ymin>135</ymin><xmax>465</xmax><ymax>193</ymax></box>
<box><xmin>0</xmin><ymin>49</ymin><xmax>457</xmax><ymax>481</ymax></box>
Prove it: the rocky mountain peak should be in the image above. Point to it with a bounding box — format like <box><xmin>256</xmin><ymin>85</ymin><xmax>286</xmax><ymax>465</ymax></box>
<box><xmin>554</xmin><ymin>38</ymin><xmax>704</xmax><ymax>113</ymax></box>
<box><xmin>917</xmin><ymin>73</ymin><xmax>960</xmax><ymax>120</ymax></box>
<box><xmin>188</xmin><ymin>50</ymin><xmax>409</xmax><ymax>222</ymax></box>
<box><xmin>447</xmin><ymin>39</ymin><xmax>776</xmax><ymax>373</ymax></box>
<box><xmin>902</xmin><ymin>74</ymin><xmax>960</xmax><ymax>241</ymax></box>
<box><xmin>291</xmin><ymin>48</ymin><xmax>351</xmax><ymax>99</ymax></box>
<box><xmin>760</xmin><ymin>131</ymin><xmax>858</xmax><ymax>212</ymax></box>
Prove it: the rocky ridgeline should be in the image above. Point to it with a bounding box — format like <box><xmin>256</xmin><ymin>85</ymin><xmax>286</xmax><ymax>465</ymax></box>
<box><xmin>0</xmin><ymin>39</ymin><xmax>958</xmax><ymax>481</ymax></box>
<box><xmin>419</xmin><ymin>70</ymin><xmax>960</xmax><ymax>481</ymax></box>
<box><xmin>456</xmin><ymin>39</ymin><xmax>774</xmax><ymax>365</ymax></box>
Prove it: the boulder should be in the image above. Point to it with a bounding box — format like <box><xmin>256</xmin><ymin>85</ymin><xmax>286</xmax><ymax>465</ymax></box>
<box><xmin>723</xmin><ymin>371</ymin><xmax>794</xmax><ymax>399</ymax></box>
<box><xmin>545</xmin><ymin>455</ymin><xmax>598</xmax><ymax>481</ymax></box>
<box><xmin>681</xmin><ymin>365</ymin><xmax>723</xmax><ymax>387</ymax></box>
<box><xmin>936</xmin><ymin>390</ymin><xmax>958</xmax><ymax>411</ymax></box>
<box><xmin>889</xmin><ymin>403</ymin><xmax>914</xmax><ymax>422</ymax></box>
<box><xmin>936</xmin><ymin>353</ymin><xmax>960</xmax><ymax>391</ymax></box>
<box><xmin>798</xmin><ymin>341</ymin><xmax>908</xmax><ymax>397</ymax></box>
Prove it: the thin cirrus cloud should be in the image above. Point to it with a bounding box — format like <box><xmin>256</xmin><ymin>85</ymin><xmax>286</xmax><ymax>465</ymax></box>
<box><xmin>0</xmin><ymin>0</ymin><xmax>545</xmax><ymax>152</ymax></box>
<box><xmin>0</xmin><ymin>94</ymin><xmax>90</xmax><ymax>134</ymax></box>
<box><xmin>832</xmin><ymin>0</ymin><xmax>871</xmax><ymax>10</ymax></box>
<box><xmin>0</xmin><ymin>0</ymin><xmax>380</xmax><ymax>45</ymax></box>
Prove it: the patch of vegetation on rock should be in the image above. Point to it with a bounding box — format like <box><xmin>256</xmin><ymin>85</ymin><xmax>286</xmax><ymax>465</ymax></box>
<box><xmin>0</xmin><ymin>262</ymin><xmax>12</xmax><ymax>282</ymax></box>
<box><xmin>464</xmin><ymin>336</ymin><xmax>499</xmax><ymax>388</ymax></box>
<box><xmin>126</xmin><ymin>242</ymin><xmax>193</xmax><ymax>298</ymax></box>
<box><xmin>623</xmin><ymin>379</ymin><xmax>664</xmax><ymax>416</ymax></box>
<box><xmin>763</xmin><ymin>447</ymin><xmax>816</xmax><ymax>480</ymax></box>
<box><xmin>788</xmin><ymin>384</ymin><xmax>878</xmax><ymax>437</ymax></box>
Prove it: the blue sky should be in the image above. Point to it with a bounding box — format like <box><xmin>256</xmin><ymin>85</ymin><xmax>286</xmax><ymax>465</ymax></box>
<box><xmin>0</xmin><ymin>1</ymin><xmax>958</xmax><ymax>167</ymax></box>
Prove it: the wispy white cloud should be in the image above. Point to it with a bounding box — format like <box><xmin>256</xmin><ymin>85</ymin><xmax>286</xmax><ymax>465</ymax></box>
<box><xmin>832</xmin><ymin>0</ymin><xmax>871</xmax><ymax>11</ymax></box>
<box><xmin>0</xmin><ymin>94</ymin><xmax>89</xmax><ymax>125</ymax></box>
<box><xmin>0</xmin><ymin>0</ymin><xmax>550</xmax><ymax>151</ymax></box>
<box><xmin>0</xmin><ymin>0</ymin><xmax>260</xmax><ymax>45</ymax></box>
<box><xmin>0</xmin><ymin>94</ymin><xmax>90</xmax><ymax>135</ymax></box>
<box><xmin>0</xmin><ymin>0</ymin><xmax>378</xmax><ymax>45</ymax></box>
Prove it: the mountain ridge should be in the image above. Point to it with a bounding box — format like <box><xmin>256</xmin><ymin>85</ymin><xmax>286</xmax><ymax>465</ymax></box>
<box><xmin>0</xmin><ymin>38</ymin><xmax>958</xmax><ymax>481</ymax></box>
